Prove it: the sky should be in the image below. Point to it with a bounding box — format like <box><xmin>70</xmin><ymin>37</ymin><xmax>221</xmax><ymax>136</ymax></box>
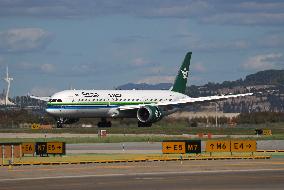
<box><xmin>0</xmin><ymin>0</ymin><xmax>283</xmax><ymax>96</ymax></box>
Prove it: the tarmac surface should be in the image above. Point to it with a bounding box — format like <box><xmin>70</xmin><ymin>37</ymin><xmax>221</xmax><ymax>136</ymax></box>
<box><xmin>67</xmin><ymin>140</ymin><xmax>284</xmax><ymax>154</ymax></box>
<box><xmin>1</xmin><ymin>158</ymin><xmax>284</xmax><ymax>190</ymax></box>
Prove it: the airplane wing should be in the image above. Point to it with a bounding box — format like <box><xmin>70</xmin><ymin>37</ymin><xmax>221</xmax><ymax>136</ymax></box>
<box><xmin>119</xmin><ymin>93</ymin><xmax>253</xmax><ymax>111</ymax></box>
<box><xmin>29</xmin><ymin>95</ymin><xmax>50</xmax><ymax>102</ymax></box>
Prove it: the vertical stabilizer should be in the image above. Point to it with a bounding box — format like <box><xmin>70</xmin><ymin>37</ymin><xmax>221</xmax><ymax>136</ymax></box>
<box><xmin>171</xmin><ymin>52</ymin><xmax>192</xmax><ymax>94</ymax></box>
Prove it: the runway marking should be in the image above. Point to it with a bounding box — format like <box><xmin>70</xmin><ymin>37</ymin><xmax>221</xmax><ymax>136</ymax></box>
<box><xmin>7</xmin><ymin>164</ymin><xmax>158</xmax><ymax>172</ymax></box>
<box><xmin>1</xmin><ymin>168</ymin><xmax>284</xmax><ymax>182</ymax></box>
<box><xmin>181</xmin><ymin>161</ymin><xmax>284</xmax><ymax>168</ymax></box>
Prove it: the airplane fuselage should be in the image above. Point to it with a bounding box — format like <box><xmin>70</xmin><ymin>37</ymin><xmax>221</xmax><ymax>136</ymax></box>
<box><xmin>46</xmin><ymin>90</ymin><xmax>188</xmax><ymax>118</ymax></box>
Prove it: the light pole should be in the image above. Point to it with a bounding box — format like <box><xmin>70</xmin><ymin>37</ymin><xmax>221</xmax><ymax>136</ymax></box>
<box><xmin>212</xmin><ymin>102</ymin><xmax>218</xmax><ymax>127</ymax></box>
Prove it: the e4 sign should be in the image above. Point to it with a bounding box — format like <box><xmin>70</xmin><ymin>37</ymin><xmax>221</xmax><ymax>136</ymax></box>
<box><xmin>231</xmin><ymin>140</ymin><xmax>256</xmax><ymax>152</ymax></box>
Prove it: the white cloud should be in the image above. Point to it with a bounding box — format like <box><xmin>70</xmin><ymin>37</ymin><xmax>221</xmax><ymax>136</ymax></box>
<box><xmin>192</xmin><ymin>63</ymin><xmax>207</xmax><ymax>73</ymax></box>
<box><xmin>201</xmin><ymin>13</ymin><xmax>284</xmax><ymax>25</ymax></box>
<box><xmin>131</xmin><ymin>57</ymin><xmax>150</xmax><ymax>67</ymax></box>
<box><xmin>0</xmin><ymin>28</ymin><xmax>52</xmax><ymax>53</ymax></box>
<box><xmin>0</xmin><ymin>1</ymin><xmax>283</xmax><ymax>26</ymax></box>
<box><xmin>18</xmin><ymin>62</ymin><xmax>56</xmax><ymax>74</ymax></box>
<box><xmin>243</xmin><ymin>53</ymin><xmax>283</xmax><ymax>71</ymax></box>
<box><xmin>194</xmin><ymin>40</ymin><xmax>250</xmax><ymax>51</ymax></box>
<box><xmin>40</xmin><ymin>63</ymin><xmax>55</xmax><ymax>73</ymax></box>
<box><xmin>71</xmin><ymin>63</ymin><xmax>96</xmax><ymax>76</ymax></box>
<box><xmin>148</xmin><ymin>66</ymin><xmax>165</xmax><ymax>74</ymax></box>
<box><xmin>137</xmin><ymin>76</ymin><xmax>175</xmax><ymax>84</ymax></box>
<box><xmin>258</xmin><ymin>33</ymin><xmax>284</xmax><ymax>49</ymax></box>
<box><xmin>162</xmin><ymin>39</ymin><xmax>250</xmax><ymax>54</ymax></box>
<box><xmin>0</xmin><ymin>56</ymin><xmax>4</xmax><ymax>66</ymax></box>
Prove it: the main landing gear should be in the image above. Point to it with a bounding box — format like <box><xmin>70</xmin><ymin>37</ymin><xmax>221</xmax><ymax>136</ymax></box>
<box><xmin>97</xmin><ymin>118</ymin><xmax>112</xmax><ymax>128</ymax></box>
<box><xmin>138</xmin><ymin>121</ymin><xmax>152</xmax><ymax>127</ymax></box>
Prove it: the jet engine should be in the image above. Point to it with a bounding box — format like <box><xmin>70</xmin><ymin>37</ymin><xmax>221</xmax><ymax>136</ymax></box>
<box><xmin>137</xmin><ymin>105</ymin><xmax>163</xmax><ymax>123</ymax></box>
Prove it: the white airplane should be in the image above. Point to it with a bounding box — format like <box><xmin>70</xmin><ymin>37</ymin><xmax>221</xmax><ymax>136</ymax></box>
<box><xmin>31</xmin><ymin>52</ymin><xmax>252</xmax><ymax>128</ymax></box>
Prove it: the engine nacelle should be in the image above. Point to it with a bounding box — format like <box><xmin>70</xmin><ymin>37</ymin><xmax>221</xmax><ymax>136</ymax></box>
<box><xmin>137</xmin><ymin>105</ymin><xmax>163</xmax><ymax>123</ymax></box>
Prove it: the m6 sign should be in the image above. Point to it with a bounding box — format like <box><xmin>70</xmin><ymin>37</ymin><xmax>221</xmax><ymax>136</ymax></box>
<box><xmin>162</xmin><ymin>140</ymin><xmax>201</xmax><ymax>154</ymax></box>
<box><xmin>206</xmin><ymin>140</ymin><xmax>231</xmax><ymax>152</ymax></box>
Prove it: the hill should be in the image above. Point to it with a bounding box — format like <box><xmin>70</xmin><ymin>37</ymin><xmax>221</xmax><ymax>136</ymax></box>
<box><xmin>244</xmin><ymin>70</ymin><xmax>284</xmax><ymax>85</ymax></box>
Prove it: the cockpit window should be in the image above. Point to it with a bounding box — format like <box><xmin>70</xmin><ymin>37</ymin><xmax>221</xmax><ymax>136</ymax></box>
<box><xmin>57</xmin><ymin>99</ymin><xmax>62</xmax><ymax>102</ymax></box>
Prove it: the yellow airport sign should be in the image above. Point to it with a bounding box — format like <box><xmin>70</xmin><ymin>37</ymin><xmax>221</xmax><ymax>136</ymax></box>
<box><xmin>162</xmin><ymin>141</ymin><xmax>186</xmax><ymax>154</ymax></box>
<box><xmin>206</xmin><ymin>140</ymin><xmax>231</xmax><ymax>152</ymax></box>
<box><xmin>47</xmin><ymin>142</ymin><xmax>65</xmax><ymax>154</ymax></box>
<box><xmin>22</xmin><ymin>143</ymin><xmax>35</xmax><ymax>154</ymax></box>
<box><xmin>231</xmin><ymin>140</ymin><xmax>256</xmax><ymax>152</ymax></box>
<box><xmin>31</xmin><ymin>123</ymin><xmax>40</xmax><ymax>129</ymax></box>
<box><xmin>263</xmin><ymin>129</ymin><xmax>272</xmax><ymax>136</ymax></box>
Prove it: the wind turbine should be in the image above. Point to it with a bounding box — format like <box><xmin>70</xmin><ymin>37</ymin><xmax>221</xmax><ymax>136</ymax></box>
<box><xmin>3</xmin><ymin>66</ymin><xmax>13</xmax><ymax>106</ymax></box>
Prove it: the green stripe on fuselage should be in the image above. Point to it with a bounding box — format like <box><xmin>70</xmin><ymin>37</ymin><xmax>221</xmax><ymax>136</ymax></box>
<box><xmin>47</xmin><ymin>101</ymin><xmax>156</xmax><ymax>106</ymax></box>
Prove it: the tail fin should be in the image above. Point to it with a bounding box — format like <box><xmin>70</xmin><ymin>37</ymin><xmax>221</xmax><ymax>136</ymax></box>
<box><xmin>171</xmin><ymin>52</ymin><xmax>192</xmax><ymax>94</ymax></box>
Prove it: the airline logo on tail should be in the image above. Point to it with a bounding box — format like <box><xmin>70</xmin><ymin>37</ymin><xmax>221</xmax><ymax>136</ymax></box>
<box><xmin>181</xmin><ymin>68</ymin><xmax>189</xmax><ymax>79</ymax></box>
